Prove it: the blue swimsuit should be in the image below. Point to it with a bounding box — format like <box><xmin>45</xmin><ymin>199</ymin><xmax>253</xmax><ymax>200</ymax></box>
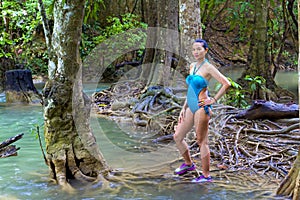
<box><xmin>186</xmin><ymin>60</ymin><xmax>211</xmax><ymax>115</ymax></box>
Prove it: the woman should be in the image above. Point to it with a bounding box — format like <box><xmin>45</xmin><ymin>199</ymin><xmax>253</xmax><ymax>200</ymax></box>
<box><xmin>173</xmin><ymin>39</ymin><xmax>231</xmax><ymax>183</ymax></box>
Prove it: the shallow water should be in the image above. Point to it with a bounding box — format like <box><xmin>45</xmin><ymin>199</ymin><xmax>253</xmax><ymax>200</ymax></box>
<box><xmin>0</xmin><ymin>103</ymin><xmax>281</xmax><ymax>200</ymax></box>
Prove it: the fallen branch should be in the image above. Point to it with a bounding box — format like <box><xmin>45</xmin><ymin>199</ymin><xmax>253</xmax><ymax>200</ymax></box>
<box><xmin>0</xmin><ymin>133</ymin><xmax>24</xmax><ymax>158</ymax></box>
<box><xmin>235</xmin><ymin>100</ymin><xmax>299</xmax><ymax>120</ymax></box>
<box><xmin>0</xmin><ymin>133</ymin><xmax>24</xmax><ymax>149</ymax></box>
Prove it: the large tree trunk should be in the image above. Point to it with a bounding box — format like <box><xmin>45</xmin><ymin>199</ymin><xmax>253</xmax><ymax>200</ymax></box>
<box><xmin>141</xmin><ymin>0</ymin><xmax>179</xmax><ymax>87</ymax></box>
<box><xmin>39</xmin><ymin>0</ymin><xmax>109</xmax><ymax>190</ymax></box>
<box><xmin>178</xmin><ymin>0</ymin><xmax>202</xmax><ymax>76</ymax></box>
<box><xmin>238</xmin><ymin>0</ymin><xmax>278</xmax><ymax>100</ymax></box>
<box><xmin>141</xmin><ymin>0</ymin><xmax>202</xmax><ymax>86</ymax></box>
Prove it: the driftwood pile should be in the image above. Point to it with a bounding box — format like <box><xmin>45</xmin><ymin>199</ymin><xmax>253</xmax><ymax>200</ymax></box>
<box><xmin>92</xmin><ymin>82</ymin><xmax>299</xmax><ymax>180</ymax></box>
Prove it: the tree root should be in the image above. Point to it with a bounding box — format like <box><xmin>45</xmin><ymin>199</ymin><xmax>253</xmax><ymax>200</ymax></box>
<box><xmin>276</xmin><ymin>147</ymin><xmax>300</xmax><ymax>200</ymax></box>
<box><xmin>46</xmin><ymin>146</ymin><xmax>108</xmax><ymax>193</ymax></box>
<box><xmin>92</xmin><ymin>82</ymin><xmax>299</xmax><ymax>196</ymax></box>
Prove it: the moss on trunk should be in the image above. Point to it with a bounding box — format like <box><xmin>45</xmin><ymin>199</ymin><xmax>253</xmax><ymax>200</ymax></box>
<box><xmin>40</xmin><ymin>0</ymin><xmax>110</xmax><ymax>190</ymax></box>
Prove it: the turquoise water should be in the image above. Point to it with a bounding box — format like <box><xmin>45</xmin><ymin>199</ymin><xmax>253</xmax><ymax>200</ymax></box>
<box><xmin>0</xmin><ymin>103</ymin><xmax>280</xmax><ymax>200</ymax></box>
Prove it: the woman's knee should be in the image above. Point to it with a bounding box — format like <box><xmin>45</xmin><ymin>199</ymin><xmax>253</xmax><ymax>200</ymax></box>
<box><xmin>196</xmin><ymin>137</ymin><xmax>208</xmax><ymax>147</ymax></box>
<box><xmin>173</xmin><ymin>133</ymin><xmax>184</xmax><ymax>144</ymax></box>
<box><xmin>173</xmin><ymin>133</ymin><xmax>180</xmax><ymax>143</ymax></box>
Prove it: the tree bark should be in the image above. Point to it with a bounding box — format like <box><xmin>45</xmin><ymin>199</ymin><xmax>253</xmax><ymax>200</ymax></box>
<box><xmin>276</xmin><ymin>147</ymin><xmax>300</xmax><ymax>200</ymax></box>
<box><xmin>178</xmin><ymin>0</ymin><xmax>202</xmax><ymax>76</ymax></box>
<box><xmin>39</xmin><ymin>0</ymin><xmax>110</xmax><ymax>190</ymax></box>
<box><xmin>141</xmin><ymin>0</ymin><xmax>179</xmax><ymax>87</ymax></box>
<box><xmin>235</xmin><ymin>100</ymin><xmax>299</xmax><ymax>120</ymax></box>
<box><xmin>238</xmin><ymin>0</ymin><xmax>278</xmax><ymax>100</ymax></box>
<box><xmin>141</xmin><ymin>0</ymin><xmax>202</xmax><ymax>85</ymax></box>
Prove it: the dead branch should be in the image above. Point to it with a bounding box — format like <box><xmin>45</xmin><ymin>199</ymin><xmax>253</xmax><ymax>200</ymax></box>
<box><xmin>0</xmin><ymin>133</ymin><xmax>24</xmax><ymax>158</ymax></box>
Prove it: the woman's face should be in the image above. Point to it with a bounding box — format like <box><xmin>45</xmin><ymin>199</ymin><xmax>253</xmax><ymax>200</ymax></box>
<box><xmin>192</xmin><ymin>42</ymin><xmax>207</xmax><ymax>61</ymax></box>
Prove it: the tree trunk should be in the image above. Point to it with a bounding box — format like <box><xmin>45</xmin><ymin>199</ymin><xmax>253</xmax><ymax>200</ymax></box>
<box><xmin>5</xmin><ymin>69</ymin><xmax>41</xmax><ymax>103</ymax></box>
<box><xmin>141</xmin><ymin>0</ymin><xmax>202</xmax><ymax>85</ymax></box>
<box><xmin>178</xmin><ymin>0</ymin><xmax>202</xmax><ymax>76</ymax></box>
<box><xmin>238</xmin><ymin>0</ymin><xmax>278</xmax><ymax>100</ymax></box>
<box><xmin>276</xmin><ymin>147</ymin><xmax>300</xmax><ymax>200</ymax></box>
<box><xmin>39</xmin><ymin>0</ymin><xmax>109</xmax><ymax>190</ymax></box>
<box><xmin>141</xmin><ymin>0</ymin><xmax>179</xmax><ymax>87</ymax></box>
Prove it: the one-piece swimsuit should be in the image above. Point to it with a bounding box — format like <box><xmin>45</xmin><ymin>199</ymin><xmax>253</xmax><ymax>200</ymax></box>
<box><xmin>186</xmin><ymin>59</ymin><xmax>211</xmax><ymax>115</ymax></box>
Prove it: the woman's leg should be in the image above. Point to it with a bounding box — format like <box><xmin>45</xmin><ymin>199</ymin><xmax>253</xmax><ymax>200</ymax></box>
<box><xmin>194</xmin><ymin>108</ymin><xmax>211</xmax><ymax>177</ymax></box>
<box><xmin>173</xmin><ymin>108</ymin><xmax>194</xmax><ymax>165</ymax></box>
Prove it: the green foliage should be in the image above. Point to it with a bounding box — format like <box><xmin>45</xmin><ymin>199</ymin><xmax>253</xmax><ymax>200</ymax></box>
<box><xmin>200</xmin><ymin>0</ymin><xmax>227</xmax><ymax>25</ymax></box>
<box><xmin>226</xmin><ymin>1</ymin><xmax>254</xmax><ymax>41</ymax></box>
<box><xmin>244</xmin><ymin>75</ymin><xmax>266</xmax><ymax>99</ymax></box>
<box><xmin>216</xmin><ymin>77</ymin><xmax>249</xmax><ymax>108</ymax></box>
<box><xmin>30</xmin><ymin>123</ymin><xmax>43</xmax><ymax>140</ymax></box>
<box><xmin>201</xmin><ymin>0</ymin><xmax>297</xmax><ymax>68</ymax></box>
<box><xmin>200</xmin><ymin>0</ymin><xmax>254</xmax><ymax>40</ymax></box>
<box><xmin>84</xmin><ymin>0</ymin><xmax>105</xmax><ymax>23</ymax></box>
<box><xmin>1</xmin><ymin>0</ymin><xmax>147</xmax><ymax>76</ymax></box>
<box><xmin>267</xmin><ymin>1</ymin><xmax>298</xmax><ymax>67</ymax></box>
<box><xmin>81</xmin><ymin>13</ymin><xmax>147</xmax><ymax>58</ymax></box>
<box><xmin>0</xmin><ymin>0</ymin><xmax>49</xmax><ymax>75</ymax></box>
<box><xmin>244</xmin><ymin>75</ymin><xmax>266</xmax><ymax>92</ymax></box>
<box><xmin>216</xmin><ymin>75</ymin><xmax>266</xmax><ymax>108</ymax></box>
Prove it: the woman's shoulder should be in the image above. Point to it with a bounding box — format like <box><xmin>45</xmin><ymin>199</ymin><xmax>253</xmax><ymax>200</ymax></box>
<box><xmin>190</xmin><ymin>62</ymin><xmax>197</xmax><ymax>66</ymax></box>
<box><xmin>189</xmin><ymin>62</ymin><xmax>197</xmax><ymax>69</ymax></box>
<box><xmin>205</xmin><ymin>61</ymin><xmax>217</xmax><ymax>70</ymax></box>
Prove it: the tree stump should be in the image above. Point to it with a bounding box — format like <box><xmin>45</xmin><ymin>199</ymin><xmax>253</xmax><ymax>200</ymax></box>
<box><xmin>235</xmin><ymin>100</ymin><xmax>299</xmax><ymax>120</ymax></box>
<box><xmin>5</xmin><ymin>69</ymin><xmax>41</xmax><ymax>103</ymax></box>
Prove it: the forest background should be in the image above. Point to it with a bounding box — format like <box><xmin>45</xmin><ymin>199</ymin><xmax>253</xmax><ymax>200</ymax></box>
<box><xmin>0</xmin><ymin>0</ymin><xmax>299</xmax><ymax>199</ymax></box>
<box><xmin>0</xmin><ymin>0</ymin><xmax>297</xmax><ymax>93</ymax></box>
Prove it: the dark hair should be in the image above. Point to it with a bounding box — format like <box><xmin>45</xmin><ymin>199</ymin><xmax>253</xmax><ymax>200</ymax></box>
<box><xmin>194</xmin><ymin>39</ymin><xmax>209</xmax><ymax>50</ymax></box>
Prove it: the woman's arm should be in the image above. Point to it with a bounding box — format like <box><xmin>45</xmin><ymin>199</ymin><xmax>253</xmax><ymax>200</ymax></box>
<box><xmin>208</xmin><ymin>65</ymin><xmax>231</xmax><ymax>102</ymax></box>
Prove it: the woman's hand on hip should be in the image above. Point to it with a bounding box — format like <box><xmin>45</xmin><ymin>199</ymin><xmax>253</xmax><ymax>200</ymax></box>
<box><xmin>198</xmin><ymin>97</ymin><xmax>216</xmax><ymax>106</ymax></box>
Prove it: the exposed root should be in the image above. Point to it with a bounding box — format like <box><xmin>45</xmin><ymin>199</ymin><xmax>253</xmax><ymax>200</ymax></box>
<box><xmin>92</xmin><ymin>82</ymin><xmax>299</xmax><ymax>195</ymax></box>
<box><xmin>52</xmin><ymin>158</ymin><xmax>76</xmax><ymax>193</ymax></box>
